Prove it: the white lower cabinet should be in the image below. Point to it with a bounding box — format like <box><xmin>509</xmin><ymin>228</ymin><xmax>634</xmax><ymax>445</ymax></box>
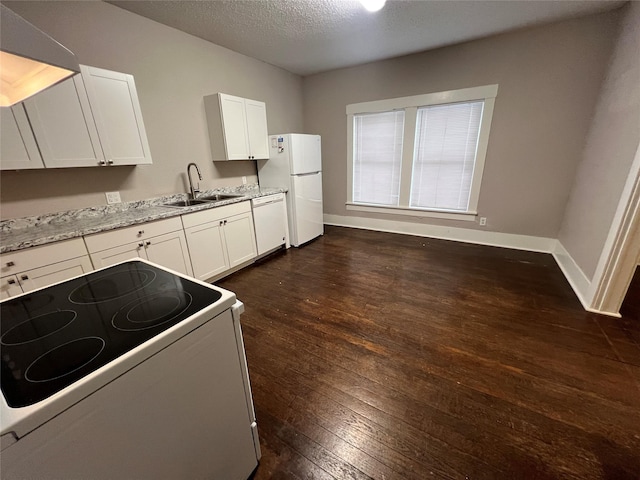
<box><xmin>84</xmin><ymin>217</ymin><xmax>193</xmax><ymax>277</ymax></box>
<box><xmin>0</xmin><ymin>275</ymin><xmax>24</xmax><ymax>299</ymax></box>
<box><xmin>182</xmin><ymin>201</ymin><xmax>257</xmax><ymax>281</ymax></box>
<box><xmin>2</xmin><ymin>200</ymin><xmax>269</xmax><ymax>294</ymax></box>
<box><xmin>0</xmin><ymin>239</ymin><xmax>93</xmax><ymax>299</ymax></box>
<box><xmin>183</xmin><ymin>221</ymin><xmax>228</xmax><ymax>280</ymax></box>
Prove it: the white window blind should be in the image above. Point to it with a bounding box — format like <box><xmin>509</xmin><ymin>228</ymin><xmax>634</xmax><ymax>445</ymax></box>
<box><xmin>410</xmin><ymin>101</ymin><xmax>484</xmax><ymax>211</ymax></box>
<box><xmin>353</xmin><ymin>111</ymin><xmax>404</xmax><ymax>206</ymax></box>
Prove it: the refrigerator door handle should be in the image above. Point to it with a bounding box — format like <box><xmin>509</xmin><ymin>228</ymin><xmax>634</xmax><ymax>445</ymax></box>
<box><xmin>293</xmin><ymin>171</ymin><xmax>321</xmax><ymax>177</ymax></box>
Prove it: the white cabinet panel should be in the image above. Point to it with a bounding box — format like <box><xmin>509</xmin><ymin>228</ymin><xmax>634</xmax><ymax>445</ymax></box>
<box><xmin>2</xmin><ymin>65</ymin><xmax>152</xmax><ymax>170</ymax></box>
<box><xmin>0</xmin><ymin>243</ymin><xmax>93</xmax><ymax>298</ymax></box>
<box><xmin>182</xmin><ymin>201</ymin><xmax>257</xmax><ymax>281</ymax></box>
<box><xmin>84</xmin><ymin>218</ymin><xmax>182</xmax><ymax>253</ymax></box>
<box><xmin>80</xmin><ymin>65</ymin><xmax>152</xmax><ymax>166</ymax></box>
<box><xmin>23</xmin><ymin>75</ymin><xmax>104</xmax><ymax>168</ymax></box>
<box><xmin>89</xmin><ymin>242</ymin><xmax>144</xmax><ymax>270</ymax></box>
<box><xmin>225</xmin><ymin>212</ymin><xmax>258</xmax><ymax>268</ymax></box>
<box><xmin>245</xmin><ymin>99</ymin><xmax>269</xmax><ymax>159</ymax></box>
<box><xmin>144</xmin><ymin>230</ymin><xmax>193</xmax><ymax>277</ymax></box>
<box><xmin>184</xmin><ymin>222</ymin><xmax>229</xmax><ymax>280</ymax></box>
<box><xmin>86</xmin><ymin>220</ymin><xmax>192</xmax><ymax>277</ymax></box>
<box><xmin>18</xmin><ymin>256</ymin><xmax>94</xmax><ymax>294</ymax></box>
<box><xmin>205</xmin><ymin>93</ymin><xmax>268</xmax><ymax>161</ymax></box>
<box><xmin>1</xmin><ymin>238</ymin><xmax>90</xmax><ymax>277</ymax></box>
<box><xmin>0</xmin><ymin>105</ymin><xmax>44</xmax><ymax>170</ymax></box>
<box><xmin>1</xmin><ymin>275</ymin><xmax>23</xmax><ymax>300</ymax></box>
<box><xmin>219</xmin><ymin>94</ymin><xmax>250</xmax><ymax>160</ymax></box>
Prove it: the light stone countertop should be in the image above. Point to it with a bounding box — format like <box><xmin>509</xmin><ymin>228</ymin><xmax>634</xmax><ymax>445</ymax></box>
<box><xmin>0</xmin><ymin>185</ymin><xmax>286</xmax><ymax>254</ymax></box>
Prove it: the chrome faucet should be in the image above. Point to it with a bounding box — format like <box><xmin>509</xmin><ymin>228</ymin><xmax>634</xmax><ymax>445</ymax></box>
<box><xmin>187</xmin><ymin>162</ymin><xmax>202</xmax><ymax>199</ymax></box>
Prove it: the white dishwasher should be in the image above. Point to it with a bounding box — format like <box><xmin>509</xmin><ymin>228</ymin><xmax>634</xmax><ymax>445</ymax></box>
<box><xmin>252</xmin><ymin>194</ymin><xmax>288</xmax><ymax>255</ymax></box>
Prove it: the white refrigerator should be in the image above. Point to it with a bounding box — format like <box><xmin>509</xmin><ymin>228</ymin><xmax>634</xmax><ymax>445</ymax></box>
<box><xmin>258</xmin><ymin>134</ymin><xmax>323</xmax><ymax>247</ymax></box>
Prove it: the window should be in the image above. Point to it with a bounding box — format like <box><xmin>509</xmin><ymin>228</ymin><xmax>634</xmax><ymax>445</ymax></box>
<box><xmin>353</xmin><ymin>111</ymin><xmax>404</xmax><ymax>206</ymax></box>
<box><xmin>347</xmin><ymin>85</ymin><xmax>497</xmax><ymax>220</ymax></box>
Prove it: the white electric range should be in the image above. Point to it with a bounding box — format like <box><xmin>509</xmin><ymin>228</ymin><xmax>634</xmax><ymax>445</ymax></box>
<box><xmin>0</xmin><ymin>259</ymin><xmax>260</xmax><ymax>479</ymax></box>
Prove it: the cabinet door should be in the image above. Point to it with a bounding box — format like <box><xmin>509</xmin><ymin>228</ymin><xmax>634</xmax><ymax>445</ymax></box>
<box><xmin>1</xmin><ymin>275</ymin><xmax>24</xmax><ymax>300</ymax></box>
<box><xmin>81</xmin><ymin>65</ymin><xmax>152</xmax><ymax>166</ymax></box>
<box><xmin>184</xmin><ymin>222</ymin><xmax>229</xmax><ymax>281</ymax></box>
<box><xmin>90</xmin><ymin>242</ymin><xmax>146</xmax><ymax>270</ymax></box>
<box><xmin>245</xmin><ymin>99</ymin><xmax>269</xmax><ymax>159</ymax></box>
<box><xmin>23</xmin><ymin>76</ymin><xmax>105</xmax><ymax>168</ymax></box>
<box><xmin>224</xmin><ymin>212</ymin><xmax>257</xmax><ymax>268</ymax></box>
<box><xmin>18</xmin><ymin>256</ymin><xmax>94</xmax><ymax>294</ymax></box>
<box><xmin>144</xmin><ymin>231</ymin><xmax>193</xmax><ymax>277</ymax></box>
<box><xmin>219</xmin><ymin>94</ymin><xmax>250</xmax><ymax>160</ymax></box>
<box><xmin>0</xmin><ymin>105</ymin><xmax>44</xmax><ymax>170</ymax></box>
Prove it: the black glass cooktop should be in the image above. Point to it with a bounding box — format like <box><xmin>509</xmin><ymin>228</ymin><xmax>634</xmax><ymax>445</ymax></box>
<box><xmin>1</xmin><ymin>261</ymin><xmax>223</xmax><ymax>408</ymax></box>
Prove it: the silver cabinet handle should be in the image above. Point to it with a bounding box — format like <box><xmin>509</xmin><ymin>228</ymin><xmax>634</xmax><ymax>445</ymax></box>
<box><xmin>99</xmin><ymin>160</ymin><xmax>106</xmax><ymax>166</ymax></box>
<box><xmin>138</xmin><ymin>230</ymin><xmax>145</xmax><ymax>236</ymax></box>
<box><xmin>107</xmin><ymin>160</ymin><xmax>114</xmax><ymax>165</ymax></box>
<box><xmin>138</xmin><ymin>242</ymin><xmax>144</xmax><ymax>248</ymax></box>
<box><xmin>6</xmin><ymin>261</ymin><xmax>15</xmax><ymax>267</ymax></box>
<box><xmin>20</xmin><ymin>275</ymin><xmax>28</xmax><ymax>281</ymax></box>
<box><xmin>7</xmin><ymin>279</ymin><xmax>16</xmax><ymax>285</ymax></box>
<box><xmin>145</xmin><ymin>241</ymin><xmax>151</xmax><ymax>246</ymax></box>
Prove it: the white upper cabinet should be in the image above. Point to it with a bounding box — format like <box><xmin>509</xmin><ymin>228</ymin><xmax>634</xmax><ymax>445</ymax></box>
<box><xmin>244</xmin><ymin>99</ymin><xmax>269</xmax><ymax>159</ymax></box>
<box><xmin>23</xmin><ymin>75</ymin><xmax>105</xmax><ymax>168</ymax></box>
<box><xmin>81</xmin><ymin>65</ymin><xmax>152</xmax><ymax>166</ymax></box>
<box><xmin>204</xmin><ymin>93</ymin><xmax>269</xmax><ymax>161</ymax></box>
<box><xmin>0</xmin><ymin>105</ymin><xmax>44</xmax><ymax>170</ymax></box>
<box><xmin>1</xmin><ymin>65</ymin><xmax>152</xmax><ymax>170</ymax></box>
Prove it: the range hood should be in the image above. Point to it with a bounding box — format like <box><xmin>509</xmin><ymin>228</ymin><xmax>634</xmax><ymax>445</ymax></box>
<box><xmin>0</xmin><ymin>4</ymin><xmax>80</xmax><ymax>107</ymax></box>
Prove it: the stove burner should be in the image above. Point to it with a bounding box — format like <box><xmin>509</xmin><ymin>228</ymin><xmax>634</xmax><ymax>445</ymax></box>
<box><xmin>24</xmin><ymin>337</ymin><xmax>106</xmax><ymax>383</ymax></box>
<box><xmin>69</xmin><ymin>269</ymin><xmax>156</xmax><ymax>304</ymax></box>
<box><xmin>1</xmin><ymin>310</ymin><xmax>77</xmax><ymax>346</ymax></box>
<box><xmin>112</xmin><ymin>291</ymin><xmax>193</xmax><ymax>332</ymax></box>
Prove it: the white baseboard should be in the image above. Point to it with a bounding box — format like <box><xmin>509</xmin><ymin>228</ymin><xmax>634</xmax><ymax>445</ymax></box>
<box><xmin>551</xmin><ymin>240</ymin><xmax>593</xmax><ymax>310</ymax></box>
<box><xmin>323</xmin><ymin>214</ymin><xmax>621</xmax><ymax>317</ymax></box>
<box><xmin>323</xmin><ymin>214</ymin><xmax>555</xmax><ymax>253</ymax></box>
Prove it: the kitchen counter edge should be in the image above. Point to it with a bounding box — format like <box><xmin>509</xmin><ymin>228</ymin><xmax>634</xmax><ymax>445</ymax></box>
<box><xmin>0</xmin><ymin>187</ymin><xmax>287</xmax><ymax>254</ymax></box>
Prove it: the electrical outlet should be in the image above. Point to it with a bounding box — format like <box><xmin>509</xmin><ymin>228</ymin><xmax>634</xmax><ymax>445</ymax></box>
<box><xmin>105</xmin><ymin>191</ymin><xmax>121</xmax><ymax>204</ymax></box>
<box><xmin>242</xmin><ymin>176</ymin><xmax>247</xmax><ymax>185</ymax></box>
<box><xmin>479</xmin><ymin>217</ymin><xmax>487</xmax><ymax>226</ymax></box>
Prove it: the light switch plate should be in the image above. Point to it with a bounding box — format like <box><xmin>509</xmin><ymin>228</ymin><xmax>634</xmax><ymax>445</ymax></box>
<box><xmin>105</xmin><ymin>191</ymin><xmax>121</xmax><ymax>204</ymax></box>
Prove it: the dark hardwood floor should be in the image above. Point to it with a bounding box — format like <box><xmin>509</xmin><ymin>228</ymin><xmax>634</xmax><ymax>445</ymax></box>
<box><xmin>217</xmin><ymin>226</ymin><xmax>640</xmax><ymax>480</ymax></box>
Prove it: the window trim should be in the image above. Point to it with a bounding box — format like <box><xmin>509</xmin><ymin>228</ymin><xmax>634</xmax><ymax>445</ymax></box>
<box><xmin>346</xmin><ymin>84</ymin><xmax>498</xmax><ymax>219</ymax></box>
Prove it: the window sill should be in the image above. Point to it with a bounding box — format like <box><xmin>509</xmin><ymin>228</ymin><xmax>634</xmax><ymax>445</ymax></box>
<box><xmin>346</xmin><ymin>203</ymin><xmax>477</xmax><ymax>222</ymax></box>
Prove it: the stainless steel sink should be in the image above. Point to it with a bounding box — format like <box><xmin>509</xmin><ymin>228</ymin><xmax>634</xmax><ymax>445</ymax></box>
<box><xmin>163</xmin><ymin>199</ymin><xmax>212</xmax><ymax>208</ymax></box>
<box><xmin>197</xmin><ymin>194</ymin><xmax>244</xmax><ymax>202</ymax></box>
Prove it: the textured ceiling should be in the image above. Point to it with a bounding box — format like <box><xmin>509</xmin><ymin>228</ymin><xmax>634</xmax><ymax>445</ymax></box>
<box><xmin>107</xmin><ymin>0</ymin><xmax>624</xmax><ymax>76</ymax></box>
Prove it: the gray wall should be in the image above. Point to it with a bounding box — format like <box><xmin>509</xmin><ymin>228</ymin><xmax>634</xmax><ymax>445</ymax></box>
<box><xmin>0</xmin><ymin>1</ymin><xmax>304</xmax><ymax>219</ymax></box>
<box><xmin>303</xmin><ymin>10</ymin><xmax>621</xmax><ymax>238</ymax></box>
<box><xmin>558</xmin><ymin>2</ymin><xmax>640</xmax><ymax>280</ymax></box>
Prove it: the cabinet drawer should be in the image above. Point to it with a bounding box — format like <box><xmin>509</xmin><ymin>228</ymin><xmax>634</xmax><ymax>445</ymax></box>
<box><xmin>1</xmin><ymin>238</ymin><xmax>88</xmax><ymax>276</ymax></box>
<box><xmin>181</xmin><ymin>201</ymin><xmax>251</xmax><ymax>229</ymax></box>
<box><xmin>84</xmin><ymin>217</ymin><xmax>183</xmax><ymax>253</ymax></box>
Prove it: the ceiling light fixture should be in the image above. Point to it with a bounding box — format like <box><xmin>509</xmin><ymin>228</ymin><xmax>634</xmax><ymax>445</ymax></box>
<box><xmin>0</xmin><ymin>4</ymin><xmax>79</xmax><ymax>107</ymax></box>
<box><xmin>359</xmin><ymin>0</ymin><xmax>386</xmax><ymax>13</ymax></box>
